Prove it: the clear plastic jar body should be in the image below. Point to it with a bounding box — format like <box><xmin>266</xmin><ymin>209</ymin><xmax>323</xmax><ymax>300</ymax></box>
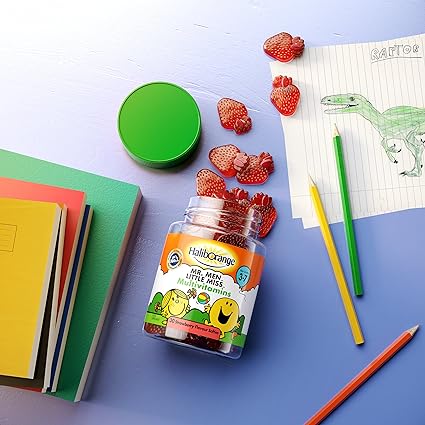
<box><xmin>143</xmin><ymin>196</ymin><xmax>266</xmax><ymax>359</ymax></box>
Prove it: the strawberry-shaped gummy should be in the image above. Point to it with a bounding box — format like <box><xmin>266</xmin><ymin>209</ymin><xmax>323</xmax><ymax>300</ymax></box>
<box><xmin>236</xmin><ymin>155</ymin><xmax>269</xmax><ymax>185</ymax></box>
<box><xmin>270</xmin><ymin>76</ymin><xmax>300</xmax><ymax>116</ymax></box>
<box><xmin>251</xmin><ymin>192</ymin><xmax>273</xmax><ymax>207</ymax></box>
<box><xmin>263</xmin><ymin>32</ymin><xmax>305</xmax><ymax>63</ymax></box>
<box><xmin>196</xmin><ymin>169</ymin><xmax>226</xmax><ymax>197</ymax></box>
<box><xmin>217</xmin><ymin>98</ymin><xmax>248</xmax><ymax>130</ymax></box>
<box><xmin>217</xmin><ymin>98</ymin><xmax>252</xmax><ymax>135</ymax></box>
<box><xmin>229</xmin><ymin>187</ymin><xmax>249</xmax><ymax>201</ymax></box>
<box><xmin>291</xmin><ymin>36</ymin><xmax>305</xmax><ymax>58</ymax></box>
<box><xmin>211</xmin><ymin>189</ymin><xmax>236</xmax><ymax>201</ymax></box>
<box><xmin>272</xmin><ymin>75</ymin><xmax>285</xmax><ymax>88</ymax></box>
<box><xmin>234</xmin><ymin>116</ymin><xmax>252</xmax><ymax>135</ymax></box>
<box><xmin>217</xmin><ymin>233</ymin><xmax>247</xmax><ymax>248</ymax></box>
<box><xmin>250</xmin><ymin>192</ymin><xmax>277</xmax><ymax>237</ymax></box>
<box><xmin>209</xmin><ymin>144</ymin><xmax>240</xmax><ymax>178</ymax></box>
<box><xmin>233</xmin><ymin>151</ymin><xmax>250</xmax><ymax>173</ymax></box>
<box><xmin>144</xmin><ymin>323</ymin><xmax>165</xmax><ymax>336</ymax></box>
<box><xmin>258</xmin><ymin>152</ymin><xmax>274</xmax><ymax>173</ymax></box>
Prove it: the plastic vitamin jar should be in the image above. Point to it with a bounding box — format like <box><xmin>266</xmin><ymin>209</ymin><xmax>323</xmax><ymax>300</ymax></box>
<box><xmin>143</xmin><ymin>196</ymin><xmax>266</xmax><ymax>359</ymax></box>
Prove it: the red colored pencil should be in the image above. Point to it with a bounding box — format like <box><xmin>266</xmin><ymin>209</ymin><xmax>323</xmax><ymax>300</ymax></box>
<box><xmin>305</xmin><ymin>325</ymin><xmax>419</xmax><ymax>425</ymax></box>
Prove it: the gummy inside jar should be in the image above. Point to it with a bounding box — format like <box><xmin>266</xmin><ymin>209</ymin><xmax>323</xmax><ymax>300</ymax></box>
<box><xmin>144</xmin><ymin>322</ymin><xmax>243</xmax><ymax>358</ymax></box>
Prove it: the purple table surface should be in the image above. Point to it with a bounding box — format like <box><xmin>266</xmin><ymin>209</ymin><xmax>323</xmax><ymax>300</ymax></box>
<box><xmin>0</xmin><ymin>1</ymin><xmax>424</xmax><ymax>424</ymax></box>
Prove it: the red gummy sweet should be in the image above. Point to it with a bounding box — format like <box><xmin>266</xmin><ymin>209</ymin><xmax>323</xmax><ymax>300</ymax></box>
<box><xmin>211</xmin><ymin>189</ymin><xmax>236</xmax><ymax>201</ymax></box>
<box><xmin>291</xmin><ymin>36</ymin><xmax>305</xmax><ymax>57</ymax></box>
<box><xmin>217</xmin><ymin>98</ymin><xmax>252</xmax><ymax>134</ymax></box>
<box><xmin>184</xmin><ymin>333</ymin><xmax>222</xmax><ymax>351</ymax></box>
<box><xmin>236</xmin><ymin>155</ymin><xmax>269</xmax><ymax>185</ymax></box>
<box><xmin>251</xmin><ymin>192</ymin><xmax>273</xmax><ymax>207</ymax></box>
<box><xmin>263</xmin><ymin>32</ymin><xmax>305</xmax><ymax>63</ymax></box>
<box><xmin>234</xmin><ymin>115</ymin><xmax>252</xmax><ymax>135</ymax></box>
<box><xmin>233</xmin><ymin>152</ymin><xmax>250</xmax><ymax>173</ymax></box>
<box><xmin>250</xmin><ymin>192</ymin><xmax>277</xmax><ymax>237</ymax></box>
<box><xmin>209</xmin><ymin>144</ymin><xmax>240</xmax><ymax>178</ymax></box>
<box><xmin>251</xmin><ymin>203</ymin><xmax>277</xmax><ymax>238</ymax></box>
<box><xmin>218</xmin><ymin>197</ymin><xmax>251</xmax><ymax>236</ymax></box>
<box><xmin>272</xmin><ymin>75</ymin><xmax>285</xmax><ymax>88</ymax></box>
<box><xmin>258</xmin><ymin>152</ymin><xmax>274</xmax><ymax>173</ymax></box>
<box><xmin>217</xmin><ymin>233</ymin><xmax>247</xmax><ymax>248</ymax></box>
<box><xmin>270</xmin><ymin>76</ymin><xmax>300</xmax><ymax>116</ymax></box>
<box><xmin>144</xmin><ymin>323</ymin><xmax>166</xmax><ymax>336</ymax></box>
<box><xmin>196</xmin><ymin>169</ymin><xmax>226</xmax><ymax>197</ymax></box>
<box><xmin>227</xmin><ymin>198</ymin><xmax>251</xmax><ymax>216</ymax></box>
<box><xmin>229</xmin><ymin>187</ymin><xmax>249</xmax><ymax>201</ymax></box>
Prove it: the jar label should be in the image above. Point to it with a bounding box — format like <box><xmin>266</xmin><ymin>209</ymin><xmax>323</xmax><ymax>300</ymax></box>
<box><xmin>144</xmin><ymin>233</ymin><xmax>265</xmax><ymax>347</ymax></box>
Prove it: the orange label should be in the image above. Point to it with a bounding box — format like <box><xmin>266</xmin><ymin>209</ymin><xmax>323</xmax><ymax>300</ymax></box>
<box><xmin>160</xmin><ymin>233</ymin><xmax>264</xmax><ymax>291</ymax></box>
<box><xmin>145</xmin><ymin>233</ymin><xmax>265</xmax><ymax>347</ymax></box>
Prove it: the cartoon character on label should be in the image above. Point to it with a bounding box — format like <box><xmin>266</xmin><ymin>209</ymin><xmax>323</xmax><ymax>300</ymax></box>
<box><xmin>204</xmin><ymin>297</ymin><xmax>240</xmax><ymax>338</ymax></box>
<box><xmin>160</xmin><ymin>289</ymin><xmax>192</xmax><ymax>323</ymax></box>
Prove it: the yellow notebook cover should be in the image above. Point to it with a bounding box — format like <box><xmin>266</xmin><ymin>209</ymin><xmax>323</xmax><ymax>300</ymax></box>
<box><xmin>0</xmin><ymin>197</ymin><xmax>61</xmax><ymax>379</ymax></box>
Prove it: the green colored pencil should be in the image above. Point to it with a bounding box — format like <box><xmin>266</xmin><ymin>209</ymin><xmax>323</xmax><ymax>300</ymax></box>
<box><xmin>332</xmin><ymin>124</ymin><xmax>363</xmax><ymax>296</ymax></box>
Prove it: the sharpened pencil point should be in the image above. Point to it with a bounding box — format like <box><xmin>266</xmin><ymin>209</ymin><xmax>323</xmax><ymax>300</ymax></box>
<box><xmin>408</xmin><ymin>325</ymin><xmax>419</xmax><ymax>335</ymax></box>
<box><xmin>333</xmin><ymin>123</ymin><xmax>340</xmax><ymax>138</ymax></box>
<box><xmin>308</xmin><ymin>174</ymin><xmax>315</xmax><ymax>186</ymax></box>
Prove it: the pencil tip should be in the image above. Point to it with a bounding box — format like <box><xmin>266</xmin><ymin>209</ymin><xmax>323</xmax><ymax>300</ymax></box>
<box><xmin>308</xmin><ymin>174</ymin><xmax>315</xmax><ymax>186</ymax></box>
<box><xmin>333</xmin><ymin>123</ymin><xmax>340</xmax><ymax>138</ymax></box>
<box><xmin>408</xmin><ymin>324</ymin><xmax>419</xmax><ymax>335</ymax></box>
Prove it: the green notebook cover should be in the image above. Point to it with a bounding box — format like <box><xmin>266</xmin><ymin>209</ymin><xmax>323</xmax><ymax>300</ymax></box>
<box><xmin>0</xmin><ymin>149</ymin><xmax>141</xmax><ymax>401</ymax></box>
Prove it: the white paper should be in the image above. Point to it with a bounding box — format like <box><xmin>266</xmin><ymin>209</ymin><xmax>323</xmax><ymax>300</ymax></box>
<box><xmin>271</xmin><ymin>34</ymin><xmax>425</xmax><ymax>228</ymax></box>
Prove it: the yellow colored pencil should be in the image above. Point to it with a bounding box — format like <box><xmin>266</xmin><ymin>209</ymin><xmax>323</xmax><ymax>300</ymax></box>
<box><xmin>309</xmin><ymin>175</ymin><xmax>364</xmax><ymax>345</ymax></box>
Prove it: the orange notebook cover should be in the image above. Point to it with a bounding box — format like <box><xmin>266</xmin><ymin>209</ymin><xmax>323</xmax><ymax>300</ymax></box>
<box><xmin>0</xmin><ymin>177</ymin><xmax>86</xmax><ymax>322</ymax></box>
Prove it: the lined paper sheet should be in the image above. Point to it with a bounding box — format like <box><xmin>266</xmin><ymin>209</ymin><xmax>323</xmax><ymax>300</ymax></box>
<box><xmin>271</xmin><ymin>34</ymin><xmax>425</xmax><ymax>228</ymax></box>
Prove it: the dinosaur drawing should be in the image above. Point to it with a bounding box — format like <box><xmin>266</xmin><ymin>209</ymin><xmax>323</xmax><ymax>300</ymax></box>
<box><xmin>321</xmin><ymin>94</ymin><xmax>425</xmax><ymax>177</ymax></box>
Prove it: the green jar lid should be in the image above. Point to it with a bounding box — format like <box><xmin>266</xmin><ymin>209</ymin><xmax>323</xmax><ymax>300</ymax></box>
<box><xmin>118</xmin><ymin>82</ymin><xmax>201</xmax><ymax>168</ymax></box>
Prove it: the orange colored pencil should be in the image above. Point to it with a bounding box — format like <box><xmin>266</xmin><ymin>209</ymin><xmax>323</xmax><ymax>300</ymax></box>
<box><xmin>305</xmin><ymin>325</ymin><xmax>419</xmax><ymax>425</ymax></box>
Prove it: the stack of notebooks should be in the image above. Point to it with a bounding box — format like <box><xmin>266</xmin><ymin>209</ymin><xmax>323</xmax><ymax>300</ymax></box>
<box><xmin>0</xmin><ymin>149</ymin><xmax>141</xmax><ymax>402</ymax></box>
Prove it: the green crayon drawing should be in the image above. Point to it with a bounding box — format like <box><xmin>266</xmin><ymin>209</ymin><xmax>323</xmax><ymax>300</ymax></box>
<box><xmin>321</xmin><ymin>94</ymin><xmax>425</xmax><ymax>177</ymax></box>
